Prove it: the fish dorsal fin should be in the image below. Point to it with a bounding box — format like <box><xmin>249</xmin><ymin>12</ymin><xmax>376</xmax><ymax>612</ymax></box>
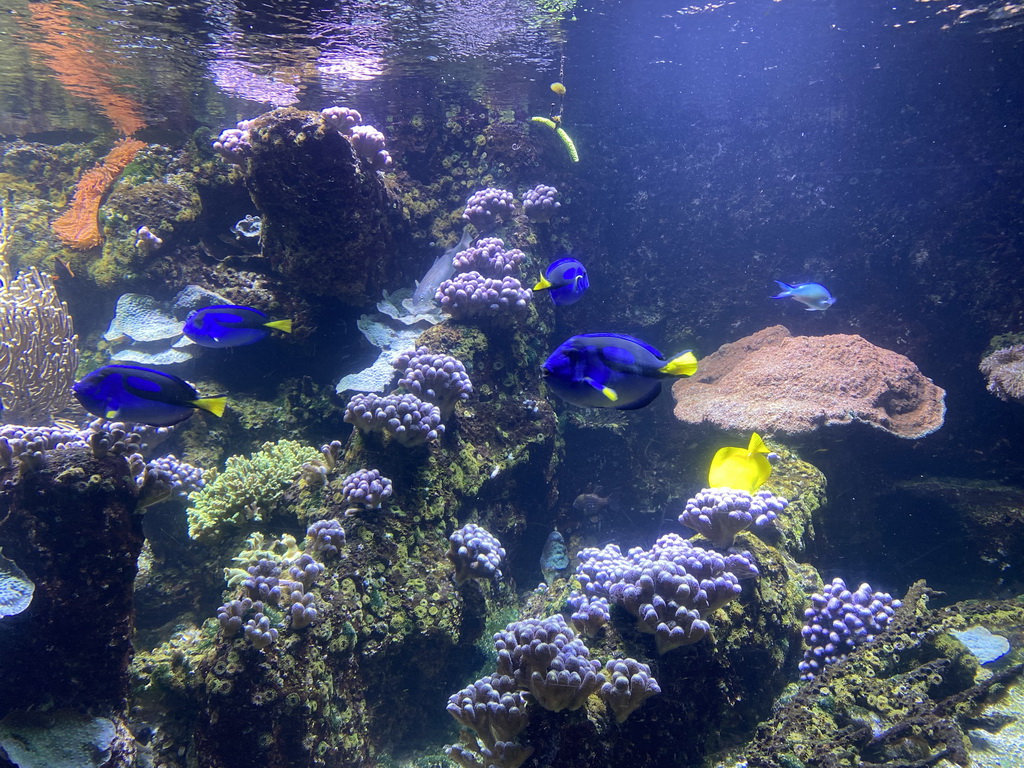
<box><xmin>747</xmin><ymin>433</ymin><xmax>769</xmax><ymax>455</ymax></box>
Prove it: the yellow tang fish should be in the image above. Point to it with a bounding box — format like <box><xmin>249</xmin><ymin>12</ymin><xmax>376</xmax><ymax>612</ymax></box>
<box><xmin>551</xmin><ymin>82</ymin><xmax>566</xmax><ymax>95</ymax></box>
<box><xmin>708</xmin><ymin>433</ymin><xmax>773</xmax><ymax>494</ymax></box>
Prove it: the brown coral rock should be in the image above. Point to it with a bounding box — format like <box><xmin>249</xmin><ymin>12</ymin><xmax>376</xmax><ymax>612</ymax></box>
<box><xmin>672</xmin><ymin>325</ymin><xmax>946</xmax><ymax>438</ymax></box>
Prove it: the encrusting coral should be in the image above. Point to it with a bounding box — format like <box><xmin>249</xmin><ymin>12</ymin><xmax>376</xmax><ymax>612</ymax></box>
<box><xmin>672</xmin><ymin>325</ymin><xmax>947</xmax><ymax>438</ymax></box>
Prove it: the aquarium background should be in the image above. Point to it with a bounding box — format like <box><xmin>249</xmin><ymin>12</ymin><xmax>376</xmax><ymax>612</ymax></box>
<box><xmin>1</xmin><ymin>0</ymin><xmax>1023</xmax><ymax>767</ymax></box>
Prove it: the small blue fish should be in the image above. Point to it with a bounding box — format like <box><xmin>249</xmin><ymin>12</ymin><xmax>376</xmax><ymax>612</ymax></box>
<box><xmin>183</xmin><ymin>305</ymin><xmax>293</xmax><ymax>348</ymax></box>
<box><xmin>533</xmin><ymin>257</ymin><xmax>589</xmax><ymax>306</ymax></box>
<box><xmin>771</xmin><ymin>281</ymin><xmax>835</xmax><ymax>311</ymax></box>
<box><xmin>73</xmin><ymin>365</ymin><xmax>226</xmax><ymax>427</ymax></box>
<box><xmin>542</xmin><ymin>333</ymin><xmax>698</xmax><ymax>410</ymax></box>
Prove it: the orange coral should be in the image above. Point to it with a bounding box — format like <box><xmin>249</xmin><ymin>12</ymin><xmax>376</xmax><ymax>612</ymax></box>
<box><xmin>52</xmin><ymin>138</ymin><xmax>146</xmax><ymax>250</ymax></box>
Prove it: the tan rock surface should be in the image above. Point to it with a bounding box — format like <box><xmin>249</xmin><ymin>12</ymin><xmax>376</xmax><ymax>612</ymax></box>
<box><xmin>672</xmin><ymin>325</ymin><xmax>945</xmax><ymax>438</ymax></box>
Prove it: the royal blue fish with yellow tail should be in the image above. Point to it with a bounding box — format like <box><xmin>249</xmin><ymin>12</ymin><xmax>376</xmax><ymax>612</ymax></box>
<box><xmin>542</xmin><ymin>333</ymin><xmax>698</xmax><ymax>409</ymax></box>
<box><xmin>533</xmin><ymin>257</ymin><xmax>589</xmax><ymax>306</ymax></box>
<box><xmin>771</xmin><ymin>281</ymin><xmax>835</xmax><ymax>311</ymax></box>
<box><xmin>73</xmin><ymin>365</ymin><xmax>226</xmax><ymax>427</ymax></box>
<box><xmin>183</xmin><ymin>304</ymin><xmax>292</xmax><ymax>348</ymax></box>
<box><xmin>708</xmin><ymin>433</ymin><xmax>774</xmax><ymax>494</ymax></box>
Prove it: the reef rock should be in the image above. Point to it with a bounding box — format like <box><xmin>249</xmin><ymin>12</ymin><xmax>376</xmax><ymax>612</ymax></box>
<box><xmin>672</xmin><ymin>325</ymin><xmax>946</xmax><ymax>439</ymax></box>
<box><xmin>243</xmin><ymin>107</ymin><xmax>407</xmax><ymax>303</ymax></box>
<box><xmin>0</xmin><ymin>447</ymin><xmax>143</xmax><ymax>717</ymax></box>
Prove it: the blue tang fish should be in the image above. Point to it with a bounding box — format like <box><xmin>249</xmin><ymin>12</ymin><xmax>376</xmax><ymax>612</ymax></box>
<box><xmin>542</xmin><ymin>333</ymin><xmax>698</xmax><ymax>410</ymax></box>
<box><xmin>533</xmin><ymin>257</ymin><xmax>589</xmax><ymax>306</ymax></box>
<box><xmin>183</xmin><ymin>305</ymin><xmax>292</xmax><ymax>348</ymax></box>
<box><xmin>771</xmin><ymin>281</ymin><xmax>835</xmax><ymax>311</ymax></box>
<box><xmin>73</xmin><ymin>365</ymin><xmax>226</xmax><ymax>427</ymax></box>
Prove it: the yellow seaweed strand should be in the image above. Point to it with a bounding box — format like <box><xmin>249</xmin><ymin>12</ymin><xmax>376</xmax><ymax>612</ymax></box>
<box><xmin>555</xmin><ymin>127</ymin><xmax>580</xmax><ymax>163</ymax></box>
<box><xmin>530</xmin><ymin>116</ymin><xmax>580</xmax><ymax>162</ymax></box>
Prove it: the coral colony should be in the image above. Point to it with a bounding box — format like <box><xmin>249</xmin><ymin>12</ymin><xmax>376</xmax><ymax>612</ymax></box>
<box><xmin>462</xmin><ymin>187</ymin><xmax>517</xmax><ymax>232</ymax></box>
<box><xmin>436</xmin><ymin>231</ymin><xmax>533</xmax><ymax>319</ymax></box>
<box><xmin>447</xmin><ymin>523</ymin><xmax>507</xmax><ymax>585</ymax></box>
<box><xmin>798</xmin><ymin>578</ymin><xmax>901</xmax><ymax>680</ymax></box>
<box><xmin>522</xmin><ymin>183</ymin><xmax>561</xmax><ymax>222</ymax></box>
<box><xmin>679</xmin><ymin>487</ymin><xmax>789</xmax><ymax>548</ymax></box>
<box><xmin>576</xmin><ymin>533</ymin><xmax>754</xmax><ymax>653</ymax></box>
<box><xmin>445</xmin><ymin>614</ymin><xmax>661</xmax><ymax>767</ymax></box>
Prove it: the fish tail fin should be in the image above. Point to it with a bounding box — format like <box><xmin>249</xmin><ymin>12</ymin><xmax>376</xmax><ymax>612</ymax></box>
<box><xmin>660</xmin><ymin>350</ymin><xmax>698</xmax><ymax>377</ymax></box>
<box><xmin>747</xmin><ymin>433</ymin><xmax>770</xmax><ymax>455</ymax></box>
<box><xmin>533</xmin><ymin>273</ymin><xmax>552</xmax><ymax>291</ymax></box>
<box><xmin>263</xmin><ymin>319</ymin><xmax>293</xmax><ymax>333</ymax></box>
<box><xmin>192</xmin><ymin>396</ymin><xmax>227</xmax><ymax>418</ymax></box>
<box><xmin>771</xmin><ymin>280</ymin><xmax>793</xmax><ymax>298</ymax></box>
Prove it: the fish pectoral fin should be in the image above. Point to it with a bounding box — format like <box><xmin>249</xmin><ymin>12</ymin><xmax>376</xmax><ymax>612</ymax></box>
<box><xmin>533</xmin><ymin>273</ymin><xmax>552</xmax><ymax>291</ymax></box>
<box><xmin>584</xmin><ymin>377</ymin><xmax>618</xmax><ymax>402</ymax></box>
<box><xmin>660</xmin><ymin>350</ymin><xmax>698</xmax><ymax>377</ymax></box>
<box><xmin>192</xmin><ymin>396</ymin><xmax>227</xmax><ymax>418</ymax></box>
<box><xmin>263</xmin><ymin>319</ymin><xmax>293</xmax><ymax>333</ymax></box>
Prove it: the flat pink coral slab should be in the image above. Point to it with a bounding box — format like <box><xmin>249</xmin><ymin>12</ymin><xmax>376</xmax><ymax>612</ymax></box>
<box><xmin>672</xmin><ymin>325</ymin><xmax>946</xmax><ymax>438</ymax></box>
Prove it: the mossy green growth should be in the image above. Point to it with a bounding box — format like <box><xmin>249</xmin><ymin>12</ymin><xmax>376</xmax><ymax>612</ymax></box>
<box><xmin>761</xmin><ymin>440</ymin><xmax>827</xmax><ymax>556</ymax></box>
<box><xmin>186</xmin><ymin>439</ymin><xmax>321</xmax><ymax>541</ymax></box>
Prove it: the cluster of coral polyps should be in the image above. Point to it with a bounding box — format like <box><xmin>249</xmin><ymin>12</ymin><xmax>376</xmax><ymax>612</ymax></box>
<box><xmin>435</xmin><ymin>235</ymin><xmax>532</xmax><ymax>320</ymax></box>
<box><xmin>344</xmin><ymin>346</ymin><xmax>474</xmax><ymax>448</ymax></box>
<box><xmin>445</xmin><ymin>615</ymin><xmax>661</xmax><ymax>768</ymax></box>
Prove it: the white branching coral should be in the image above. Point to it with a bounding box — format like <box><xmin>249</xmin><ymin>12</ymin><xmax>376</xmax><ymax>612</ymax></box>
<box><xmin>0</xmin><ymin>200</ymin><xmax>79</xmax><ymax>425</ymax></box>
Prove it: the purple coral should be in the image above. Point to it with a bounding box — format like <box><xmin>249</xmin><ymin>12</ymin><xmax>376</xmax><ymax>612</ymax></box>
<box><xmin>575</xmin><ymin>534</ymin><xmax>752</xmax><ymax>653</ymax></box>
<box><xmin>242</xmin><ymin>559</ymin><xmax>284</xmax><ymax>605</ymax></box>
<box><xmin>340</xmin><ymin>468</ymin><xmax>393</xmax><ymax>512</ymax></box>
<box><xmin>446</xmin><ymin>675</ymin><xmax>530</xmax><ymax>748</ymax></box>
<box><xmin>287</xmin><ymin>553</ymin><xmax>324</xmax><ymax>590</ymax></box>
<box><xmin>451</xmin><ymin>237</ymin><xmax>526</xmax><ymax>277</ymax></box>
<box><xmin>321</xmin><ymin>105</ymin><xmax>362</xmax><ymax>134</ymax></box>
<box><xmin>493</xmin><ymin>615</ymin><xmax>604</xmax><ymax>712</ymax></box>
<box><xmin>435</xmin><ymin>271</ymin><xmax>532</xmax><ymax>320</ymax></box>
<box><xmin>306</xmin><ymin>519</ymin><xmax>346</xmax><ymax>559</ymax></box>
<box><xmin>344</xmin><ymin>392</ymin><xmax>444</xmax><ymax>447</ymax></box>
<box><xmin>522</xmin><ymin>184</ymin><xmax>561</xmax><ymax>222</ymax></box>
<box><xmin>216</xmin><ymin>597</ymin><xmax>253</xmax><ymax>637</ymax></box>
<box><xmin>799</xmin><ymin>577</ymin><xmax>902</xmax><ymax>680</ymax></box>
<box><xmin>462</xmin><ymin>188</ymin><xmax>516</xmax><ymax>233</ymax></box>
<box><xmin>286</xmin><ymin>590</ymin><xmax>317</xmax><ymax>629</ymax></box>
<box><xmin>140</xmin><ymin>454</ymin><xmax>205</xmax><ymax>498</ymax></box>
<box><xmin>447</xmin><ymin>523</ymin><xmax>506</xmax><ymax>585</ymax></box>
<box><xmin>349</xmin><ymin>124</ymin><xmax>392</xmax><ymax>170</ymax></box>
<box><xmin>679</xmin><ymin>487</ymin><xmax>789</xmax><ymax>548</ymax></box>
<box><xmin>445</xmin><ymin>741</ymin><xmax>532</xmax><ymax>768</ymax></box>
<box><xmin>567</xmin><ymin>591</ymin><xmax>611</xmax><ymax>636</ymax></box>
<box><xmin>244</xmin><ymin>611</ymin><xmax>279</xmax><ymax>650</ymax></box>
<box><xmin>598</xmin><ymin>658</ymin><xmax>661</xmax><ymax>723</ymax></box>
<box><xmin>393</xmin><ymin>347</ymin><xmax>473</xmax><ymax>416</ymax></box>
<box><xmin>212</xmin><ymin>119</ymin><xmax>254</xmax><ymax>164</ymax></box>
